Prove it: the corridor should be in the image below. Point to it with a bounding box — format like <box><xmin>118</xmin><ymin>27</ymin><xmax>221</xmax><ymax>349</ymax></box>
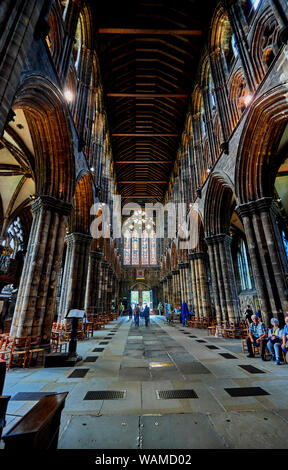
<box><xmin>1</xmin><ymin>316</ymin><xmax>288</xmax><ymax>449</ymax></box>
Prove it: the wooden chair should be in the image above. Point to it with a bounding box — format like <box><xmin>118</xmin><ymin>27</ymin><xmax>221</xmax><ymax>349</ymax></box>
<box><xmin>6</xmin><ymin>337</ymin><xmax>30</xmax><ymax>370</ymax></box>
<box><xmin>50</xmin><ymin>332</ymin><xmax>68</xmax><ymax>354</ymax></box>
<box><xmin>27</xmin><ymin>336</ymin><xmax>45</xmax><ymax>368</ymax></box>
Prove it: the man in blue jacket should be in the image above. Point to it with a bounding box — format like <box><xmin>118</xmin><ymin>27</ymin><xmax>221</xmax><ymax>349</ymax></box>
<box><xmin>143</xmin><ymin>304</ymin><xmax>150</xmax><ymax>327</ymax></box>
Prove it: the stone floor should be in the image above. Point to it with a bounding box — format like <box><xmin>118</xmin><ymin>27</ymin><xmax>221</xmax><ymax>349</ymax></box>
<box><xmin>1</xmin><ymin>315</ymin><xmax>288</xmax><ymax>449</ymax></box>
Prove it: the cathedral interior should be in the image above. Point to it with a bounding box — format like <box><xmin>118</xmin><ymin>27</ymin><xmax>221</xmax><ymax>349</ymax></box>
<box><xmin>0</xmin><ymin>0</ymin><xmax>288</xmax><ymax>452</ymax></box>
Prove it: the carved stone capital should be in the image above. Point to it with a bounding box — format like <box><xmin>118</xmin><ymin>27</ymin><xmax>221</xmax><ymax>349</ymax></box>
<box><xmin>32</xmin><ymin>195</ymin><xmax>72</xmax><ymax>216</ymax></box>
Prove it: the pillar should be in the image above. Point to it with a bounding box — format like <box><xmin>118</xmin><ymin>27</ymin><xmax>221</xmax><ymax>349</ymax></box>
<box><xmin>58</xmin><ymin>232</ymin><xmax>92</xmax><ymax>320</ymax></box>
<box><xmin>237</xmin><ymin>198</ymin><xmax>288</xmax><ymax>326</ymax></box>
<box><xmin>84</xmin><ymin>249</ymin><xmax>103</xmax><ymax>317</ymax></box>
<box><xmin>205</xmin><ymin>235</ymin><xmax>240</xmax><ymax>323</ymax></box>
<box><xmin>10</xmin><ymin>196</ymin><xmax>72</xmax><ymax>344</ymax></box>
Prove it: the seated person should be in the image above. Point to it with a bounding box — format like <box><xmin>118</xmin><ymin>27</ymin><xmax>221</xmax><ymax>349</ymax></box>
<box><xmin>281</xmin><ymin>315</ymin><xmax>288</xmax><ymax>360</ymax></box>
<box><xmin>267</xmin><ymin>318</ymin><xmax>282</xmax><ymax>365</ymax></box>
<box><xmin>246</xmin><ymin>314</ymin><xmax>267</xmax><ymax>361</ymax></box>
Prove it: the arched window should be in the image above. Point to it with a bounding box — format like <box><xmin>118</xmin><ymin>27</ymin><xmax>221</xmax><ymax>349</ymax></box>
<box><xmin>123</xmin><ymin>231</ymin><xmax>131</xmax><ymax>265</ymax></box>
<box><xmin>6</xmin><ymin>218</ymin><xmax>24</xmax><ymax>258</ymax></box>
<box><xmin>251</xmin><ymin>0</ymin><xmax>261</xmax><ymax>10</ymax></box>
<box><xmin>150</xmin><ymin>232</ymin><xmax>157</xmax><ymax>265</ymax></box>
<box><xmin>237</xmin><ymin>240</ymin><xmax>253</xmax><ymax>290</ymax></box>
<box><xmin>281</xmin><ymin>230</ymin><xmax>288</xmax><ymax>261</ymax></box>
<box><xmin>141</xmin><ymin>230</ymin><xmax>149</xmax><ymax>265</ymax></box>
<box><xmin>131</xmin><ymin>232</ymin><xmax>139</xmax><ymax>265</ymax></box>
<box><xmin>73</xmin><ymin>18</ymin><xmax>82</xmax><ymax>70</ymax></box>
<box><xmin>231</xmin><ymin>35</ymin><xmax>238</xmax><ymax>58</ymax></box>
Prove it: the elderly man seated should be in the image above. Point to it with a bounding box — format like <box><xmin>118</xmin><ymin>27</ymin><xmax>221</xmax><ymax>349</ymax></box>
<box><xmin>267</xmin><ymin>318</ymin><xmax>282</xmax><ymax>365</ymax></box>
<box><xmin>246</xmin><ymin>314</ymin><xmax>267</xmax><ymax>361</ymax></box>
<box><xmin>281</xmin><ymin>315</ymin><xmax>288</xmax><ymax>361</ymax></box>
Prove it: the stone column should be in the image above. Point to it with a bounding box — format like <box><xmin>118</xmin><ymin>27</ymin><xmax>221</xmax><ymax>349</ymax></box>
<box><xmin>10</xmin><ymin>196</ymin><xmax>72</xmax><ymax>344</ymax></box>
<box><xmin>206</xmin><ymin>243</ymin><xmax>222</xmax><ymax>325</ymax></box>
<box><xmin>58</xmin><ymin>232</ymin><xmax>92</xmax><ymax>320</ymax></box>
<box><xmin>189</xmin><ymin>254</ymin><xmax>200</xmax><ymax>318</ymax></box>
<box><xmin>189</xmin><ymin>253</ymin><xmax>212</xmax><ymax>319</ymax></box>
<box><xmin>106</xmin><ymin>266</ymin><xmax>114</xmax><ymax>313</ymax></box>
<box><xmin>205</xmin><ymin>235</ymin><xmax>240</xmax><ymax>323</ymax></box>
<box><xmin>172</xmin><ymin>270</ymin><xmax>181</xmax><ymax>307</ymax></box>
<box><xmin>84</xmin><ymin>249</ymin><xmax>103</xmax><ymax>317</ymax></box>
<box><xmin>209</xmin><ymin>49</ymin><xmax>234</xmax><ymax>144</ymax></box>
<box><xmin>237</xmin><ymin>198</ymin><xmax>288</xmax><ymax>325</ymax></box>
<box><xmin>179</xmin><ymin>264</ymin><xmax>185</xmax><ymax>304</ymax></box>
<box><xmin>162</xmin><ymin>277</ymin><xmax>168</xmax><ymax>303</ymax></box>
<box><xmin>183</xmin><ymin>262</ymin><xmax>191</xmax><ymax>309</ymax></box>
<box><xmin>96</xmin><ymin>261</ymin><xmax>104</xmax><ymax>315</ymax></box>
<box><xmin>100</xmin><ymin>260</ymin><xmax>109</xmax><ymax>314</ymax></box>
<box><xmin>0</xmin><ymin>0</ymin><xmax>46</xmax><ymax>137</ymax></box>
<box><xmin>167</xmin><ymin>274</ymin><xmax>173</xmax><ymax>305</ymax></box>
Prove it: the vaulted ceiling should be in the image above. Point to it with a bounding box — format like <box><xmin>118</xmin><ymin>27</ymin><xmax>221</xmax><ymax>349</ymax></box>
<box><xmin>94</xmin><ymin>1</ymin><xmax>216</xmax><ymax>203</ymax></box>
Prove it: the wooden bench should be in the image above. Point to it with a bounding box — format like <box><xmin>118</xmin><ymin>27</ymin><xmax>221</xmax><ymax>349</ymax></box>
<box><xmin>2</xmin><ymin>392</ymin><xmax>68</xmax><ymax>449</ymax></box>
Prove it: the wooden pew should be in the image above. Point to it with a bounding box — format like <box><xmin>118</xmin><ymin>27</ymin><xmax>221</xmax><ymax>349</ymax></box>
<box><xmin>2</xmin><ymin>392</ymin><xmax>68</xmax><ymax>450</ymax></box>
<box><xmin>0</xmin><ymin>396</ymin><xmax>10</xmax><ymax>440</ymax></box>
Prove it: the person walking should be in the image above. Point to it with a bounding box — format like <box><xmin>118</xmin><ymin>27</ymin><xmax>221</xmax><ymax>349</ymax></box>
<box><xmin>158</xmin><ymin>301</ymin><xmax>163</xmax><ymax>316</ymax></box>
<box><xmin>119</xmin><ymin>301</ymin><xmax>124</xmax><ymax>316</ymax></box>
<box><xmin>134</xmin><ymin>304</ymin><xmax>140</xmax><ymax>327</ymax></box>
<box><xmin>143</xmin><ymin>304</ymin><xmax>150</xmax><ymax>327</ymax></box>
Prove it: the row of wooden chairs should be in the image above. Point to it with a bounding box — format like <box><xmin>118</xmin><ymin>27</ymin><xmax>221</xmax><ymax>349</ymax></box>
<box><xmin>0</xmin><ymin>334</ymin><xmax>45</xmax><ymax>370</ymax></box>
<box><xmin>187</xmin><ymin>317</ymin><xmax>217</xmax><ymax>330</ymax></box>
<box><xmin>51</xmin><ymin>312</ymin><xmax>117</xmax><ymax>343</ymax></box>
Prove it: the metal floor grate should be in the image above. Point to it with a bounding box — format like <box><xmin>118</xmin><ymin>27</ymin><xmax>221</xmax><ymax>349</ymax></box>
<box><xmin>219</xmin><ymin>353</ymin><xmax>237</xmax><ymax>359</ymax></box>
<box><xmin>189</xmin><ymin>336</ymin><xmax>197</xmax><ymax>338</ymax></box>
<box><xmin>84</xmin><ymin>390</ymin><xmax>126</xmax><ymax>400</ymax></box>
<box><xmin>93</xmin><ymin>348</ymin><xmax>104</xmax><ymax>352</ymax></box>
<box><xmin>99</xmin><ymin>341</ymin><xmax>109</xmax><ymax>345</ymax></box>
<box><xmin>206</xmin><ymin>345</ymin><xmax>219</xmax><ymax>350</ymax></box>
<box><xmin>238</xmin><ymin>365</ymin><xmax>266</xmax><ymax>374</ymax></box>
<box><xmin>225</xmin><ymin>387</ymin><xmax>270</xmax><ymax>397</ymax></box>
<box><xmin>11</xmin><ymin>392</ymin><xmax>57</xmax><ymax>401</ymax></box>
<box><xmin>68</xmin><ymin>369</ymin><xmax>89</xmax><ymax>378</ymax></box>
<box><xmin>156</xmin><ymin>389</ymin><xmax>198</xmax><ymax>399</ymax></box>
<box><xmin>83</xmin><ymin>356</ymin><xmax>98</xmax><ymax>362</ymax></box>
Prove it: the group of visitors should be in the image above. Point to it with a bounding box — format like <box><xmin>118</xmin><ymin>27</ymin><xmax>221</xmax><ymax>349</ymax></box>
<box><xmin>129</xmin><ymin>302</ymin><xmax>150</xmax><ymax>327</ymax></box>
<box><xmin>245</xmin><ymin>310</ymin><xmax>288</xmax><ymax>365</ymax></box>
<box><xmin>158</xmin><ymin>300</ymin><xmax>195</xmax><ymax>327</ymax></box>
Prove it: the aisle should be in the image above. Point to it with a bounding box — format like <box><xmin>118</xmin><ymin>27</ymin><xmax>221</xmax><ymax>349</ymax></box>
<box><xmin>1</xmin><ymin>316</ymin><xmax>288</xmax><ymax>449</ymax></box>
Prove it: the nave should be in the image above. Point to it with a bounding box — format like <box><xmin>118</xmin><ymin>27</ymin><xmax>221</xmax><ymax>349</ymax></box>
<box><xmin>1</xmin><ymin>316</ymin><xmax>288</xmax><ymax>449</ymax></box>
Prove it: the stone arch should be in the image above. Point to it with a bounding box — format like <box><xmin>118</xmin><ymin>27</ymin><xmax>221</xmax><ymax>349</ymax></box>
<box><xmin>235</xmin><ymin>84</ymin><xmax>288</xmax><ymax>204</ymax></box>
<box><xmin>70</xmin><ymin>172</ymin><xmax>94</xmax><ymax>234</ymax></box>
<box><xmin>250</xmin><ymin>4</ymin><xmax>281</xmax><ymax>83</ymax></box>
<box><xmin>13</xmin><ymin>75</ymin><xmax>75</xmax><ymax>203</ymax></box>
<box><xmin>204</xmin><ymin>172</ymin><xmax>235</xmax><ymax>236</ymax></box>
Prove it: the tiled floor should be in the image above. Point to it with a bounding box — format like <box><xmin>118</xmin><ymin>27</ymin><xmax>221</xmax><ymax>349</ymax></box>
<box><xmin>1</xmin><ymin>316</ymin><xmax>288</xmax><ymax>449</ymax></box>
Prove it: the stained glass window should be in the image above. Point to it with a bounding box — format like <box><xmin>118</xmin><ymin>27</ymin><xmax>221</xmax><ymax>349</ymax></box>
<box><xmin>251</xmin><ymin>0</ymin><xmax>261</xmax><ymax>10</ymax></box>
<box><xmin>150</xmin><ymin>232</ymin><xmax>157</xmax><ymax>265</ymax></box>
<box><xmin>141</xmin><ymin>231</ymin><xmax>149</xmax><ymax>265</ymax></box>
<box><xmin>131</xmin><ymin>232</ymin><xmax>139</xmax><ymax>265</ymax></box>
<box><xmin>282</xmin><ymin>230</ymin><xmax>288</xmax><ymax>261</ymax></box>
<box><xmin>123</xmin><ymin>232</ymin><xmax>131</xmax><ymax>265</ymax></box>
<box><xmin>237</xmin><ymin>240</ymin><xmax>253</xmax><ymax>290</ymax></box>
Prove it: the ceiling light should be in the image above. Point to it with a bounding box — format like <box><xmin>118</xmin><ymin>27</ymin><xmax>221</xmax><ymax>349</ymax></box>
<box><xmin>244</xmin><ymin>94</ymin><xmax>253</xmax><ymax>106</ymax></box>
<box><xmin>64</xmin><ymin>89</ymin><xmax>74</xmax><ymax>102</ymax></box>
